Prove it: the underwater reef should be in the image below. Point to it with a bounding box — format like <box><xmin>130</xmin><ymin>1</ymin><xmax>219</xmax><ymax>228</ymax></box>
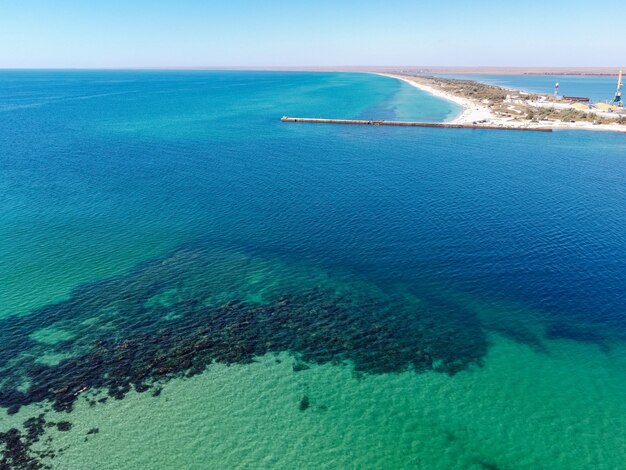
<box><xmin>0</xmin><ymin>245</ymin><xmax>490</xmax><ymax>468</ymax></box>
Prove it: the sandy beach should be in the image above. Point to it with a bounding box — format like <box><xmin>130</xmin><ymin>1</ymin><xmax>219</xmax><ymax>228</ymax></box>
<box><xmin>378</xmin><ymin>73</ymin><xmax>626</xmax><ymax>133</ymax></box>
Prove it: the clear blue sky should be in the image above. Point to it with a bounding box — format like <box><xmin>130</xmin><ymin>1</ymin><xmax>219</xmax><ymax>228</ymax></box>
<box><xmin>1</xmin><ymin>0</ymin><xmax>624</xmax><ymax>68</ymax></box>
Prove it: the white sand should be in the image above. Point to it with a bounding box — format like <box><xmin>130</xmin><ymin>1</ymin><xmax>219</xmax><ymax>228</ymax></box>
<box><xmin>378</xmin><ymin>73</ymin><xmax>626</xmax><ymax>133</ymax></box>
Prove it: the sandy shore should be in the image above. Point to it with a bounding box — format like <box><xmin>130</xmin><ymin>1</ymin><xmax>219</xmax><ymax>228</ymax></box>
<box><xmin>377</xmin><ymin>73</ymin><xmax>626</xmax><ymax>133</ymax></box>
<box><xmin>377</xmin><ymin>73</ymin><xmax>492</xmax><ymax>124</ymax></box>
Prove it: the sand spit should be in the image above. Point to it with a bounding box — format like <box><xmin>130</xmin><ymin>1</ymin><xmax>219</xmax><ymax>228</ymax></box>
<box><xmin>378</xmin><ymin>73</ymin><xmax>626</xmax><ymax>133</ymax></box>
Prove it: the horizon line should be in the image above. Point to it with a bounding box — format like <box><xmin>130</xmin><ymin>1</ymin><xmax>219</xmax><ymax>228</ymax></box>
<box><xmin>0</xmin><ymin>66</ymin><xmax>624</xmax><ymax>78</ymax></box>
<box><xmin>1</xmin><ymin>65</ymin><xmax>624</xmax><ymax>70</ymax></box>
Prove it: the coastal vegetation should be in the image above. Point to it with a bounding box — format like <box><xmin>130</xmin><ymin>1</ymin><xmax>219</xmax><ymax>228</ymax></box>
<box><xmin>521</xmin><ymin>107</ymin><xmax>622</xmax><ymax>125</ymax></box>
<box><xmin>422</xmin><ymin>76</ymin><xmax>533</xmax><ymax>102</ymax></box>
<box><xmin>404</xmin><ymin>75</ymin><xmax>624</xmax><ymax>126</ymax></box>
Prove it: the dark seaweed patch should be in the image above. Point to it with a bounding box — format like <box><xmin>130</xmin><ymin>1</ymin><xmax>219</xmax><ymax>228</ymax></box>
<box><xmin>477</xmin><ymin>460</ymin><xmax>501</xmax><ymax>470</ymax></box>
<box><xmin>0</xmin><ymin>246</ymin><xmax>490</xmax><ymax>467</ymax></box>
<box><xmin>0</xmin><ymin>415</ymin><xmax>56</xmax><ymax>470</ymax></box>
<box><xmin>292</xmin><ymin>361</ymin><xmax>310</xmax><ymax>372</ymax></box>
<box><xmin>55</xmin><ymin>423</ymin><xmax>71</xmax><ymax>433</ymax></box>
<box><xmin>545</xmin><ymin>322</ymin><xmax>606</xmax><ymax>346</ymax></box>
<box><xmin>298</xmin><ymin>395</ymin><xmax>310</xmax><ymax>411</ymax></box>
<box><xmin>0</xmin><ymin>247</ymin><xmax>488</xmax><ymax>416</ymax></box>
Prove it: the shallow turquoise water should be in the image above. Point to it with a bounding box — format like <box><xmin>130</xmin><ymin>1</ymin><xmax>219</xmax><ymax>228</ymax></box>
<box><xmin>0</xmin><ymin>71</ymin><xmax>625</xmax><ymax>469</ymax></box>
<box><xmin>0</xmin><ymin>71</ymin><xmax>460</xmax><ymax>319</ymax></box>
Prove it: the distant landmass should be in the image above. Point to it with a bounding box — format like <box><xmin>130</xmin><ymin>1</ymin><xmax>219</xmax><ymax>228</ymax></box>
<box><xmin>133</xmin><ymin>66</ymin><xmax>624</xmax><ymax>76</ymax></box>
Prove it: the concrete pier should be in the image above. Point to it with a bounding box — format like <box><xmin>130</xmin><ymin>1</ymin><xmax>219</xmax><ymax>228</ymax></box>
<box><xmin>281</xmin><ymin>116</ymin><xmax>553</xmax><ymax>132</ymax></box>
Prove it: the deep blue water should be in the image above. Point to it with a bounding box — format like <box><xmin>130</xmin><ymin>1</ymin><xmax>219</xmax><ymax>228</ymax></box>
<box><xmin>438</xmin><ymin>73</ymin><xmax>620</xmax><ymax>103</ymax></box>
<box><xmin>0</xmin><ymin>71</ymin><xmax>625</xmax><ymax>337</ymax></box>
<box><xmin>1</xmin><ymin>70</ymin><xmax>626</xmax><ymax>468</ymax></box>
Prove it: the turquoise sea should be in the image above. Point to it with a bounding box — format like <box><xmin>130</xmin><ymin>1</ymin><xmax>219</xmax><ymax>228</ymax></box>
<box><xmin>1</xmin><ymin>71</ymin><xmax>625</xmax><ymax>469</ymax></box>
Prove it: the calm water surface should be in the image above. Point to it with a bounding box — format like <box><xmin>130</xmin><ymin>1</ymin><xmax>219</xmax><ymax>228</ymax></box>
<box><xmin>438</xmin><ymin>73</ymin><xmax>621</xmax><ymax>102</ymax></box>
<box><xmin>0</xmin><ymin>71</ymin><xmax>625</xmax><ymax>469</ymax></box>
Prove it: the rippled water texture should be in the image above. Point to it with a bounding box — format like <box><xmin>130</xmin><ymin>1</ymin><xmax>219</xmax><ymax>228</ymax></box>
<box><xmin>0</xmin><ymin>71</ymin><xmax>625</xmax><ymax>469</ymax></box>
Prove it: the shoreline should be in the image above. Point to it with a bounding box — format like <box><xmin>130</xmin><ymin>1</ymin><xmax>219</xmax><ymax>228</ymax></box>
<box><xmin>377</xmin><ymin>73</ymin><xmax>626</xmax><ymax>133</ymax></box>
<box><xmin>376</xmin><ymin>73</ymin><xmax>492</xmax><ymax>124</ymax></box>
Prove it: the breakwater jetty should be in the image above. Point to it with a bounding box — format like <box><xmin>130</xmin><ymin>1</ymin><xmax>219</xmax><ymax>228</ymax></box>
<box><xmin>281</xmin><ymin>116</ymin><xmax>553</xmax><ymax>132</ymax></box>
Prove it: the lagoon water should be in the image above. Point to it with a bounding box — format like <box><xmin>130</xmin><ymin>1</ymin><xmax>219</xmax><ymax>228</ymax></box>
<box><xmin>0</xmin><ymin>71</ymin><xmax>625</xmax><ymax>469</ymax></box>
<box><xmin>438</xmin><ymin>73</ymin><xmax>620</xmax><ymax>103</ymax></box>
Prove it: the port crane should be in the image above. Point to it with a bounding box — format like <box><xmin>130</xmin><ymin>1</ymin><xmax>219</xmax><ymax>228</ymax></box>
<box><xmin>611</xmin><ymin>70</ymin><xmax>623</xmax><ymax>107</ymax></box>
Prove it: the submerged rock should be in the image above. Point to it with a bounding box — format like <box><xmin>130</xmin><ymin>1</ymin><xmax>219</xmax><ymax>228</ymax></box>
<box><xmin>292</xmin><ymin>361</ymin><xmax>310</xmax><ymax>372</ymax></box>
<box><xmin>299</xmin><ymin>395</ymin><xmax>310</xmax><ymax>411</ymax></box>
<box><xmin>56</xmin><ymin>422</ymin><xmax>72</xmax><ymax>432</ymax></box>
